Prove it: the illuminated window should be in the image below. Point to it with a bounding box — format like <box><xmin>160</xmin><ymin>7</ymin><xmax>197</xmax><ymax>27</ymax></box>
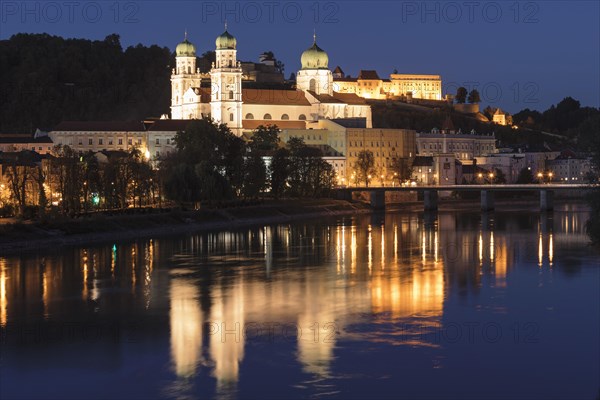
<box><xmin>298</xmin><ymin>114</ymin><xmax>307</xmax><ymax>120</ymax></box>
<box><xmin>264</xmin><ymin>114</ymin><xmax>272</xmax><ymax>120</ymax></box>
<box><xmin>281</xmin><ymin>114</ymin><xmax>289</xmax><ymax>120</ymax></box>
<box><xmin>245</xmin><ymin>113</ymin><xmax>254</xmax><ymax>120</ymax></box>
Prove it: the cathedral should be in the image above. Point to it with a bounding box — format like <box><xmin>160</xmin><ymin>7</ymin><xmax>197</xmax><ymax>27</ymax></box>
<box><xmin>170</xmin><ymin>29</ymin><xmax>372</xmax><ymax>136</ymax></box>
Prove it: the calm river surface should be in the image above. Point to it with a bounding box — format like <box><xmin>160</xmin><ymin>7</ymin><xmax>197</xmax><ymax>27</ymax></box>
<box><xmin>0</xmin><ymin>205</ymin><xmax>598</xmax><ymax>399</ymax></box>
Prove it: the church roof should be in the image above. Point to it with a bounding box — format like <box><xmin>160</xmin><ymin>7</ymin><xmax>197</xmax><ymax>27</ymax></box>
<box><xmin>242</xmin><ymin>120</ymin><xmax>307</xmax><ymax>130</ymax></box>
<box><xmin>52</xmin><ymin>121</ymin><xmax>146</xmax><ymax>132</ymax></box>
<box><xmin>242</xmin><ymin>89</ymin><xmax>311</xmax><ymax>105</ymax></box>
<box><xmin>331</xmin><ymin>92</ymin><xmax>368</xmax><ymax>105</ymax></box>
<box><xmin>307</xmin><ymin>91</ymin><xmax>368</xmax><ymax>106</ymax></box>
<box><xmin>358</xmin><ymin>70</ymin><xmax>380</xmax><ymax>80</ymax></box>
<box><xmin>333</xmin><ymin>66</ymin><xmax>344</xmax><ymax>75</ymax></box>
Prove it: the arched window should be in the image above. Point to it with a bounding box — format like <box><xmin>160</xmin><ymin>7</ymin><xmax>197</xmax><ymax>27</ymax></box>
<box><xmin>309</xmin><ymin>79</ymin><xmax>316</xmax><ymax>92</ymax></box>
<box><xmin>281</xmin><ymin>114</ymin><xmax>289</xmax><ymax>120</ymax></box>
<box><xmin>298</xmin><ymin>114</ymin><xmax>307</xmax><ymax>121</ymax></box>
<box><xmin>245</xmin><ymin>113</ymin><xmax>254</xmax><ymax>120</ymax></box>
<box><xmin>230</xmin><ymin>113</ymin><xmax>234</xmax><ymax>122</ymax></box>
<box><xmin>264</xmin><ymin>114</ymin><xmax>272</xmax><ymax>120</ymax></box>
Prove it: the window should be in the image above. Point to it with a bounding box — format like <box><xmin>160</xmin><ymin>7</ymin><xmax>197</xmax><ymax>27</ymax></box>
<box><xmin>156</xmin><ymin>138</ymin><xmax>160</xmax><ymax>145</ymax></box>
<box><xmin>309</xmin><ymin>79</ymin><xmax>316</xmax><ymax>92</ymax></box>
<box><xmin>99</xmin><ymin>139</ymin><xmax>103</xmax><ymax>145</ymax></box>
<box><xmin>128</xmin><ymin>139</ymin><xmax>132</xmax><ymax>145</ymax></box>
<box><xmin>167</xmin><ymin>139</ymin><xmax>170</xmax><ymax>145</ymax></box>
<box><xmin>264</xmin><ymin>113</ymin><xmax>272</xmax><ymax>120</ymax></box>
<box><xmin>137</xmin><ymin>139</ymin><xmax>142</xmax><ymax>145</ymax></box>
<box><xmin>109</xmin><ymin>139</ymin><xmax>113</xmax><ymax>145</ymax></box>
<box><xmin>229</xmin><ymin>91</ymin><xmax>234</xmax><ymax>100</ymax></box>
<box><xmin>78</xmin><ymin>139</ymin><xmax>83</xmax><ymax>145</ymax></box>
<box><xmin>118</xmin><ymin>139</ymin><xmax>123</xmax><ymax>145</ymax></box>
<box><xmin>230</xmin><ymin>113</ymin><xmax>234</xmax><ymax>122</ymax></box>
<box><xmin>245</xmin><ymin>113</ymin><xmax>254</xmax><ymax>120</ymax></box>
<box><xmin>281</xmin><ymin>114</ymin><xmax>289</xmax><ymax>120</ymax></box>
<box><xmin>298</xmin><ymin>114</ymin><xmax>307</xmax><ymax>121</ymax></box>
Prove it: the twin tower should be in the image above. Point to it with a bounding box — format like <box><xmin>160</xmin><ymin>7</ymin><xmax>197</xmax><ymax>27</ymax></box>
<box><xmin>170</xmin><ymin>28</ymin><xmax>334</xmax><ymax>135</ymax></box>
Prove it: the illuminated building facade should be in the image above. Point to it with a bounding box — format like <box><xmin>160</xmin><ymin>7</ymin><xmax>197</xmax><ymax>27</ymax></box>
<box><xmin>170</xmin><ymin>31</ymin><xmax>373</xmax><ymax>133</ymax></box>
<box><xmin>333</xmin><ymin>70</ymin><xmax>443</xmax><ymax>101</ymax></box>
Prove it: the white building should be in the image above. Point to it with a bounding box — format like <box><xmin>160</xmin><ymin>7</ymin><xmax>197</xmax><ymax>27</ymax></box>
<box><xmin>170</xmin><ymin>30</ymin><xmax>372</xmax><ymax>133</ymax></box>
<box><xmin>546</xmin><ymin>151</ymin><xmax>592</xmax><ymax>183</ymax></box>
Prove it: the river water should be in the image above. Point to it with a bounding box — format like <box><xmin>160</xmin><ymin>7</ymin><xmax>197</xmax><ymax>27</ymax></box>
<box><xmin>0</xmin><ymin>205</ymin><xmax>598</xmax><ymax>399</ymax></box>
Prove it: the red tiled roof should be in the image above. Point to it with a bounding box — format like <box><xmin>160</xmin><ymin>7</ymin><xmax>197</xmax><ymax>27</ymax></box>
<box><xmin>358</xmin><ymin>70</ymin><xmax>380</xmax><ymax>80</ymax></box>
<box><xmin>332</xmin><ymin>92</ymin><xmax>368</xmax><ymax>105</ymax></box>
<box><xmin>52</xmin><ymin>121</ymin><xmax>146</xmax><ymax>132</ymax></box>
<box><xmin>242</xmin><ymin>89</ymin><xmax>310</xmax><ymax>105</ymax></box>
<box><xmin>307</xmin><ymin>91</ymin><xmax>344</xmax><ymax>104</ymax></box>
<box><xmin>242</xmin><ymin>120</ymin><xmax>307</xmax><ymax>130</ymax></box>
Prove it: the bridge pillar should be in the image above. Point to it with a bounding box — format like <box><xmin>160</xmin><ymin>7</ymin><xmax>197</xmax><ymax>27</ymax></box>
<box><xmin>423</xmin><ymin>190</ymin><xmax>438</xmax><ymax>211</ymax></box>
<box><xmin>481</xmin><ymin>190</ymin><xmax>495</xmax><ymax>211</ymax></box>
<box><xmin>370</xmin><ymin>190</ymin><xmax>386</xmax><ymax>210</ymax></box>
<box><xmin>540</xmin><ymin>190</ymin><xmax>554</xmax><ymax>211</ymax></box>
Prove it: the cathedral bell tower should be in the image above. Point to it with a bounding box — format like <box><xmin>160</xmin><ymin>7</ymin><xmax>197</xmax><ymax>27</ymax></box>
<box><xmin>210</xmin><ymin>24</ymin><xmax>243</xmax><ymax>136</ymax></box>
<box><xmin>171</xmin><ymin>31</ymin><xmax>200</xmax><ymax>119</ymax></box>
<box><xmin>296</xmin><ymin>32</ymin><xmax>333</xmax><ymax>96</ymax></box>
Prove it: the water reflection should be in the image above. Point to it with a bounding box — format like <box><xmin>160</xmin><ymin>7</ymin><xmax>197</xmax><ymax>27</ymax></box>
<box><xmin>0</xmin><ymin>207</ymin><xmax>597</xmax><ymax>399</ymax></box>
<box><xmin>170</xmin><ymin>277</ymin><xmax>203</xmax><ymax>378</ymax></box>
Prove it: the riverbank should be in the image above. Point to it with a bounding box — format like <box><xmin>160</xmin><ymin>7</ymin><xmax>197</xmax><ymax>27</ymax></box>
<box><xmin>0</xmin><ymin>197</ymin><xmax>591</xmax><ymax>255</ymax></box>
<box><xmin>0</xmin><ymin>199</ymin><xmax>372</xmax><ymax>255</ymax></box>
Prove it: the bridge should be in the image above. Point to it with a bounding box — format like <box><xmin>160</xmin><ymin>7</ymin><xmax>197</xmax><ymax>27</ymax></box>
<box><xmin>333</xmin><ymin>184</ymin><xmax>596</xmax><ymax>212</ymax></box>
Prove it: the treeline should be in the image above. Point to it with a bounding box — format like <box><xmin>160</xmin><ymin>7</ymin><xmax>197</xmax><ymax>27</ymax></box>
<box><xmin>161</xmin><ymin>120</ymin><xmax>335</xmax><ymax>207</ymax></box>
<box><xmin>513</xmin><ymin>97</ymin><xmax>600</xmax><ymax>152</ymax></box>
<box><xmin>0</xmin><ymin>121</ymin><xmax>336</xmax><ymax>218</ymax></box>
<box><xmin>371</xmin><ymin>103</ymin><xmax>563</xmax><ymax>149</ymax></box>
<box><xmin>1</xmin><ymin>146</ymin><xmax>159</xmax><ymax>219</ymax></box>
<box><xmin>0</xmin><ymin>33</ymin><xmax>173</xmax><ymax>133</ymax></box>
<box><xmin>372</xmin><ymin>97</ymin><xmax>600</xmax><ymax>152</ymax></box>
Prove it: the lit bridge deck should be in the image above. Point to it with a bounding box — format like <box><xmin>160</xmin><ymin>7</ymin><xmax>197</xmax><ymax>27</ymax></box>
<box><xmin>333</xmin><ymin>184</ymin><xmax>596</xmax><ymax>211</ymax></box>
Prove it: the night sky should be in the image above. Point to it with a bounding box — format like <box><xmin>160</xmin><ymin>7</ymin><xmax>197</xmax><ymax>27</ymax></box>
<box><xmin>2</xmin><ymin>0</ymin><xmax>598</xmax><ymax>113</ymax></box>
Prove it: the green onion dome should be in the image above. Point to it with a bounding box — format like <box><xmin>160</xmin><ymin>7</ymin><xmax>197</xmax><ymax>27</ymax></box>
<box><xmin>176</xmin><ymin>39</ymin><xmax>196</xmax><ymax>57</ymax></box>
<box><xmin>301</xmin><ymin>41</ymin><xmax>329</xmax><ymax>70</ymax></box>
<box><xmin>216</xmin><ymin>30</ymin><xmax>237</xmax><ymax>50</ymax></box>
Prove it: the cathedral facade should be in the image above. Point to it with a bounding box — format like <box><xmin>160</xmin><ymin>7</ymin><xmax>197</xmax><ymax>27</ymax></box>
<box><xmin>170</xmin><ymin>30</ymin><xmax>372</xmax><ymax>136</ymax></box>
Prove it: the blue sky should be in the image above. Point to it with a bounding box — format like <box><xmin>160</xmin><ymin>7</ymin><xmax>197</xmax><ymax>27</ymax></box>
<box><xmin>1</xmin><ymin>0</ymin><xmax>598</xmax><ymax>113</ymax></box>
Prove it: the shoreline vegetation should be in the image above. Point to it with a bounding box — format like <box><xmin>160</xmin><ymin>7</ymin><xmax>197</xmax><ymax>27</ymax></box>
<box><xmin>0</xmin><ymin>197</ymin><xmax>592</xmax><ymax>255</ymax></box>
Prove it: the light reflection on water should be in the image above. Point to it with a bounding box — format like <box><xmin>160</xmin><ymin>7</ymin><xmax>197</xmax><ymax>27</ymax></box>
<box><xmin>0</xmin><ymin>207</ymin><xmax>598</xmax><ymax>399</ymax></box>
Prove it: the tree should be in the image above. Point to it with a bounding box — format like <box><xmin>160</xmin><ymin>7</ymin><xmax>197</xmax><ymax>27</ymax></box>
<box><xmin>468</xmin><ymin>89</ymin><xmax>481</xmax><ymax>104</ymax></box>
<box><xmin>354</xmin><ymin>150</ymin><xmax>375</xmax><ymax>187</ymax></box>
<box><xmin>269</xmin><ymin>148</ymin><xmax>290</xmax><ymax>198</ymax></box>
<box><xmin>286</xmin><ymin>137</ymin><xmax>335</xmax><ymax>197</ymax></box>
<box><xmin>493</xmin><ymin>168</ymin><xmax>507</xmax><ymax>184</ymax></box>
<box><xmin>242</xmin><ymin>155</ymin><xmax>267</xmax><ymax>199</ymax></box>
<box><xmin>249</xmin><ymin>125</ymin><xmax>280</xmax><ymax>152</ymax></box>
<box><xmin>390</xmin><ymin>158</ymin><xmax>413</xmax><ymax>184</ymax></box>
<box><xmin>455</xmin><ymin>87</ymin><xmax>468</xmax><ymax>104</ymax></box>
<box><xmin>164</xmin><ymin>118</ymin><xmax>240</xmax><ymax>206</ymax></box>
<box><xmin>516</xmin><ymin>168</ymin><xmax>535</xmax><ymax>184</ymax></box>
